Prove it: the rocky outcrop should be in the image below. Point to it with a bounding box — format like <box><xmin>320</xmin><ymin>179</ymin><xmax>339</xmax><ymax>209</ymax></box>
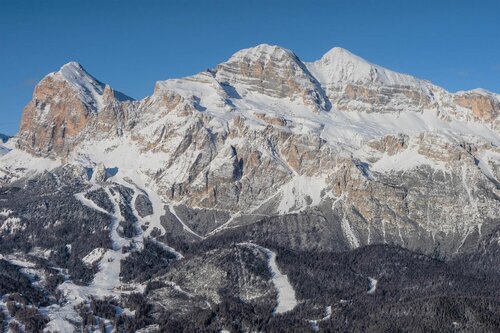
<box><xmin>215</xmin><ymin>44</ymin><xmax>329</xmax><ymax>112</ymax></box>
<box><xmin>454</xmin><ymin>90</ymin><xmax>499</xmax><ymax>122</ymax></box>
<box><xmin>90</xmin><ymin>163</ymin><xmax>109</xmax><ymax>183</ymax></box>
<box><xmin>17</xmin><ymin>62</ymin><xmax>134</xmax><ymax>156</ymax></box>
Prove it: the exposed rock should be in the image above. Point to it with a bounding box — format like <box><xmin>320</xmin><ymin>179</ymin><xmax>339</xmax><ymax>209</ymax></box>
<box><xmin>91</xmin><ymin>163</ymin><xmax>109</xmax><ymax>183</ymax></box>
<box><xmin>454</xmin><ymin>89</ymin><xmax>499</xmax><ymax>122</ymax></box>
<box><xmin>215</xmin><ymin>44</ymin><xmax>329</xmax><ymax>112</ymax></box>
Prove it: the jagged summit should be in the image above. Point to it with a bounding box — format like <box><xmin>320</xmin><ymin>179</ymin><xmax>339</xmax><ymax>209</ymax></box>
<box><xmin>49</xmin><ymin>61</ymin><xmax>133</xmax><ymax>108</ymax></box>
<box><xmin>56</xmin><ymin>62</ymin><xmax>104</xmax><ymax>91</ymax></box>
<box><xmin>39</xmin><ymin>61</ymin><xmax>106</xmax><ymax>112</ymax></box>
<box><xmin>215</xmin><ymin>43</ymin><xmax>329</xmax><ymax>112</ymax></box>
<box><xmin>224</xmin><ymin>43</ymin><xmax>297</xmax><ymax>62</ymax></box>
<box><xmin>17</xmin><ymin>61</ymin><xmax>135</xmax><ymax>156</ymax></box>
<box><xmin>58</xmin><ymin>61</ymin><xmax>96</xmax><ymax>78</ymax></box>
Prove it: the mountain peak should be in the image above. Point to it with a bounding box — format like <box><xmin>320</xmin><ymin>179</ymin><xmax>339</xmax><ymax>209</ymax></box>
<box><xmin>216</xmin><ymin>44</ymin><xmax>329</xmax><ymax>111</ymax></box>
<box><xmin>59</xmin><ymin>61</ymin><xmax>84</xmax><ymax>71</ymax></box>
<box><xmin>227</xmin><ymin>44</ymin><xmax>296</xmax><ymax>62</ymax></box>
<box><xmin>320</xmin><ymin>47</ymin><xmax>371</xmax><ymax>66</ymax></box>
<box><xmin>55</xmin><ymin>61</ymin><xmax>105</xmax><ymax>97</ymax></box>
<box><xmin>323</xmin><ymin>46</ymin><xmax>360</xmax><ymax>57</ymax></box>
<box><xmin>307</xmin><ymin>47</ymin><xmax>429</xmax><ymax>90</ymax></box>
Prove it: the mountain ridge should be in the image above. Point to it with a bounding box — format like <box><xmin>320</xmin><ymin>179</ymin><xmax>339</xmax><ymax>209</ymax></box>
<box><xmin>45</xmin><ymin>44</ymin><xmax>500</xmax><ymax>111</ymax></box>
<box><xmin>12</xmin><ymin>44</ymin><xmax>499</xmax><ymax>170</ymax></box>
<box><xmin>0</xmin><ymin>43</ymin><xmax>499</xmax><ymax>256</ymax></box>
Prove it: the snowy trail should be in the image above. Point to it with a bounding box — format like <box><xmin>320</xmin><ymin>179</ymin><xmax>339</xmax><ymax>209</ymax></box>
<box><xmin>205</xmin><ymin>211</ymin><xmax>253</xmax><ymax>237</ymax></box>
<box><xmin>168</xmin><ymin>204</ymin><xmax>205</xmax><ymax>239</ymax></box>
<box><xmin>74</xmin><ymin>192</ymin><xmax>109</xmax><ymax>215</ymax></box>
<box><xmin>239</xmin><ymin>243</ymin><xmax>298</xmax><ymax>314</ymax></box>
<box><xmin>111</xmin><ymin>174</ymin><xmax>167</xmax><ymax>238</ymax></box>
<box><xmin>110</xmin><ymin>171</ymin><xmax>184</xmax><ymax>259</ymax></box>
<box><xmin>44</xmin><ymin>186</ymin><xmax>138</xmax><ymax>332</ymax></box>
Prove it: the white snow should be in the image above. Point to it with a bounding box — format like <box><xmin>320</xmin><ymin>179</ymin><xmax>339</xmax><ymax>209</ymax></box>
<box><xmin>370</xmin><ymin>143</ymin><xmax>448</xmax><ymax>173</ymax></box>
<box><xmin>168</xmin><ymin>204</ymin><xmax>205</xmax><ymax>239</ymax></box>
<box><xmin>309</xmin><ymin>305</ymin><xmax>333</xmax><ymax>331</ymax></box>
<box><xmin>0</xmin><ymin>43</ymin><xmax>497</xmax><ymax>331</ymax></box>
<box><xmin>307</xmin><ymin>47</ymin><xmax>430</xmax><ymax>90</ymax></box>
<box><xmin>0</xmin><ymin>208</ymin><xmax>13</xmax><ymax>217</ymax></box>
<box><xmin>0</xmin><ymin>216</ymin><xmax>24</xmax><ymax>233</ymax></box>
<box><xmin>475</xmin><ymin>150</ymin><xmax>500</xmax><ymax>183</ymax></box>
<box><xmin>0</xmin><ymin>143</ymin><xmax>10</xmax><ymax>156</ymax></box>
<box><xmin>82</xmin><ymin>248</ymin><xmax>107</xmax><ymax>266</ymax></box>
<box><xmin>205</xmin><ymin>212</ymin><xmax>242</xmax><ymax>237</ymax></box>
<box><xmin>54</xmin><ymin>62</ymin><xmax>105</xmax><ymax>112</ymax></box>
<box><xmin>240</xmin><ymin>243</ymin><xmax>298</xmax><ymax>314</ymax></box>
<box><xmin>265</xmin><ymin>247</ymin><xmax>298</xmax><ymax>314</ymax></box>
<box><xmin>277</xmin><ymin>175</ymin><xmax>328</xmax><ymax>214</ymax></box>
<box><xmin>0</xmin><ymin>254</ymin><xmax>37</xmax><ymax>268</ymax></box>
<box><xmin>0</xmin><ymin>147</ymin><xmax>61</xmax><ymax>181</ymax></box>
<box><xmin>74</xmin><ymin>190</ymin><xmax>109</xmax><ymax>215</ymax></box>
<box><xmin>341</xmin><ymin>206</ymin><xmax>360</xmax><ymax>249</ymax></box>
<box><xmin>225</xmin><ymin>44</ymin><xmax>296</xmax><ymax>64</ymax></box>
<box><xmin>367</xmin><ymin>277</ymin><xmax>378</xmax><ymax>294</ymax></box>
<box><xmin>47</xmin><ymin>176</ymin><xmax>176</xmax><ymax>331</ymax></box>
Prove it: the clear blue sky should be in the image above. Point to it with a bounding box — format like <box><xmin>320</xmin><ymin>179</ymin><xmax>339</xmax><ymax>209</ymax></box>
<box><xmin>1</xmin><ymin>0</ymin><xmax>499</xmax><ymax>135</ymax></box>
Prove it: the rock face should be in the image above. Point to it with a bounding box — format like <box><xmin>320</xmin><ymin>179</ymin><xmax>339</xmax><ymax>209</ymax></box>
<box><xmin>215</xmin><ymin>44</ymin><xmax>329</xmax><ymax>112</ymax></box>
<box><xmin>18</xmin><ymin>62</ymin><xmax>133</xmax><ymax>156</ymax></box>
<box><xmin>7</xmin><ymin>44</ymin><xmax>500</xmax><ymax>259</ymax></box>
<box><xmin>90</xmin><ymin>163</ymin><xmax>109</xmax><ymax>183</ymax></box>
<box><xmin>454</xmin><ymin>89</ymin><xmax>500</xmax><ymax>123</ymax></box>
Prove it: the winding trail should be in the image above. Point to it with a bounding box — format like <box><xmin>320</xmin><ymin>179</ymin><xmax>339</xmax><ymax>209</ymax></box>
<box><xmin>168</xmin><ymin>204</ymin><xmax>205</xmax><ymax>239</ymax></box>
<box><xmin>239</xmin><ymin>242</ymin><xmax>298</xmax><ymax>314</ymax></box>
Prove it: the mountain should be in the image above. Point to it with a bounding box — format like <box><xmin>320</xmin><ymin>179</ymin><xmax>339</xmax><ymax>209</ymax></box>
<box><xmin>0</xmin><ymin>44</ymin><xmax>499</xmax><ymax>332</ymax></box>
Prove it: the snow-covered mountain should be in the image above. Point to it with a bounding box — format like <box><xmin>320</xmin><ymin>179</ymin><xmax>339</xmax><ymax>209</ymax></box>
<box><xmin>10</xmin><ymin>43</ymin><xmax>499</xmax><ymax>248</ymax></box>
<box><xmin>0</xmin><ymin>44</ymin><xmax>499</xmax><ymax>332</ymax></box>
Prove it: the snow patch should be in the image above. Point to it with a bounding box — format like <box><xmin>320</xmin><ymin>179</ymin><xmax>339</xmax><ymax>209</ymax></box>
<box><xmin>371</xmin><ymin>143</ymin><xmax>448</xmax><ymax>173</ymax></box>
<box><xmin>0</xmin><ymin>216</ymin><xmax>24</xmax><ymax>233</ymax></box>
<box><xmin>0</xmin><ymin>208</ymin><xmax>13</xmax><ymax>217</ymax></box>
<box><xmin>277</xmin><ymin>175</ymin><xmax>327</xmax><ymax>214</ymax></box>
<box><xmin>82</xmin><ymin>248</ymin><xmax>107</xmax><ymax>266</ymax></box>
<box><xmin>367</xmin><ymin>277</ymin><xmax>378</xmax><ymax>294</ymax></box>
<box><xmin>240</xmin><ymin>243</ymin><xmax>298</xmax><ymax>314</ymax></box>
<box><xmin>341</xmin><ymin>214</ymin><xmax>360</xmax><ymax>249</ymax></box>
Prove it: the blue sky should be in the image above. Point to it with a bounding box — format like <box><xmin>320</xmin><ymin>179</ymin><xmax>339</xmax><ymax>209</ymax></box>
<box><xmin>0</xmin><ymin>0</ymin><xmax>499</xmax><ymax>135</ymax></box>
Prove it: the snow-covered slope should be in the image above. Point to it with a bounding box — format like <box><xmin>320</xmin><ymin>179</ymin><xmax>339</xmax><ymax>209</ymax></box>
<box><xmin>306</xmin><ymin>47</ymin><xmax>430</xmax><ymax>89</ymax></box>
<box><xmin>54</xmin><ymin>62</ymin><xmax>107</xmax><ymax>112</ymax></box>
